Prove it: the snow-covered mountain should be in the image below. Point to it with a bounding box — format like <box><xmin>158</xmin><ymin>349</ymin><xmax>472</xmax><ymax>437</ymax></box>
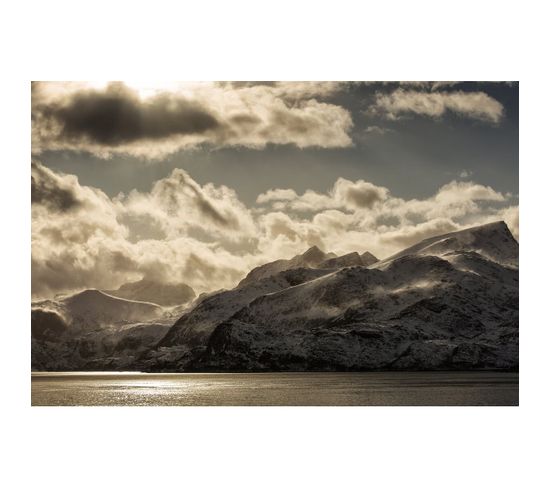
<box><xmin>32</xmin><ymin>221</ymin><xmax>519</xmax><ymax>372</ymax></box>
<box><xmin>374</xmin><ymin>221</ymin><xmax>518</xmax><ymax>268</ymax></box>
<box><xmin>237</xmin><ymin>246</ymin><xmax>334</xmax><ymax>287</ymax></box>
<box><xmin>33</xmin><ymin>289</ymin><xmax>163</xmax><ymax>330</ymax></box>
<box><xmin>140</xmin><ymin>221</ymin><xmax>518</xmax><ymax>372</ymax></box>
<box><xmin>31</xmin><ymin>289</ymin><xmax>169</xmax><ymax>370</ymax></box>
<box><xmin>237</xmin><ymin>245</ymin><xmax>378</xmax><ymax>288</ymax></box>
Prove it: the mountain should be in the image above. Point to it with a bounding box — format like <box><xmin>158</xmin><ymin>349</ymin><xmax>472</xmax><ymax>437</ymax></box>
<box><xmin>320</xmin><ymin>251</ymin><xmax>378</xmax><ymax>268</ymax></box>
<box><xmin>31</xmin><ymin>222</ymin><xmax>519</xmax><ymax>372</ymax></box>
<box><xmin>237</xmin><ymin>245</ymin><xmax>333</xmax><ymax>287</ymax></box>
<box><xmin>145</xmin><ymin>267</ymin><xmax>336</xmax><ymax>368</ymax></box>
<box><xmin>58</xmin><ymin>289</ymin><xmax>163</xmax><ymax>328</ymax></box>
<box><xmin>374</xmin><ymin>221</ymin><xmax>518</xmax><ymax>268</ymax></box>
<box><xmin>360</xmin><ymin>251</ymin><xmax>379</xmax><ymax>266</ymax></box>
<box><xmin>237</xmin><ymin>245</ymin><xmax>378</xmax><ymax>288</ymax></box>
<box><xmin>140</xmin><ymin>221</ymin><xmax>518</xmax><ymax>372</ymax></box>
<box><xmin>105</xmin><ymin>278</ymin><xmax>196</xmax><ymax>307</ymax></box>
<box><xmin>31</xmin><ymin>321</ymin><xmax>172</xmax><ymax>371</ymax></box>
<box><xmin>31</xmin><ymin>289</ymin><xmax>168</xmax><ymax>370</ymax></box>
<box><xmin>31</xmin><ymin>308</ymin><xmax>69</xmax><ymax>341</ymax></box>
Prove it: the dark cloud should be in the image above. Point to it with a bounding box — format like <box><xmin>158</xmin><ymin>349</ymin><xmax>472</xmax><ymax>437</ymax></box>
<box><xmin>32</xmin><ymin>82</ymin><xmax>354</xmax><ymax>157</ymax></box>
<box><xmin>31</xmin><ymin>161</ymin><xmax>82</xmax><ymax>212</ymax></box>
<box><xmin>37</xmin><ymin>83</ymin><xmax>220</xmax><ymax>146</ymax></box>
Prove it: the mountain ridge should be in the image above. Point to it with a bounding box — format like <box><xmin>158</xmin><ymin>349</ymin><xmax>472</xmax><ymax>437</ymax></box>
<box><xmin>32</xmin><ymin>221</ymin><xmax>519</xmax><ymax>372</ymax></box>
<box><xmin>139</xmin><ymin>221</ymin><xmax>518</xmax><ymax>372</ymax></box>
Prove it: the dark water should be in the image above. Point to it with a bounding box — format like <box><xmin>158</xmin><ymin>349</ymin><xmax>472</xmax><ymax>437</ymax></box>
<box><xmin>31</xmin><ymin>371</ymin><xmax>519</xmax><ymax>406</ymax></box>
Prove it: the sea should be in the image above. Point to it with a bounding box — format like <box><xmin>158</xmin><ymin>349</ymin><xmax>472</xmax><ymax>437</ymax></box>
<box><xmin>31</xmin><ymin>371</ymin><xmax>519</xmax><ymax>406</ymax></box>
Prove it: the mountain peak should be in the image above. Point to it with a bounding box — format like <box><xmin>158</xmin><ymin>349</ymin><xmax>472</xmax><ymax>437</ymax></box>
<box><xmin>301</xmin><ymin>245</ymin><xmax>325</xmax><ymax>261</ymax></box>
<box><xmin>361</xmin><ymin>251</ymin><xmax>379</xmax><ymax>266</ymax></box>
<box><xmin>377</xmin><ymin>220</ymin><xmax>518</xmax><ymax>268</ymax></box>
<box><xmin>303</xmin><ymin>244</ymin><xmax>322</xmax><ymax>254</ymax></box>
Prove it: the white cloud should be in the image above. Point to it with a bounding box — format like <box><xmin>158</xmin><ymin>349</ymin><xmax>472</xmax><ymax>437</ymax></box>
<box><xmin>117</xmin><ymin>168</ymin><xmax>256</xmax><ymax>241</ymax></box>
<box><xmin>333</xmin><ymin>178</ymin><xmax>389</xmax><ymax>209</ymax></box>
<box><xmin>32</xmin><ymin>162</ymin><xmax>518</xmax><ymax>299</ymax></box>
<box><xmin>378</xmin><ymin>218</ymin><xmax>460</xmax><ymax>248</ymax></box>
<box><xmin>256</xmin><ymin>188</ymin><xmax>299</xmax><ymax>205</ymax></box>
<box><xmin>372</xmin><ymin>88</ymin><xmax>504</xmax><ymax>123</ymax></box>
<box><xmin>364</xmin><ymin>125</ymin><xmax>393</xmax><ymax>135</ymax></box>
<box><xmin>257</xmin><ymin>178</ymin><xmax>390</xmax><ymax>213</ymax></box>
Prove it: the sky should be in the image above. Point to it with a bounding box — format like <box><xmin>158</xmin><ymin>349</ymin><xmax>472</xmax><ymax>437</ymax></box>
<box><xmin>31</xmin><ymin>81</ymin><xmax>519</xmax><ymax>299</ymax></box>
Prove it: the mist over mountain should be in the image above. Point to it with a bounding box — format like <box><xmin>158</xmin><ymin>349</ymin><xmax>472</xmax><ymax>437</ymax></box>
<box><xmin>105</xmin><ymin>279</ymin><xmax>196</xmax><ymax>307</ymax></box>
<box><xmin>31</xmin><ymin>221</ymin><xmax>518</xmax><ymax>372</ymax></box>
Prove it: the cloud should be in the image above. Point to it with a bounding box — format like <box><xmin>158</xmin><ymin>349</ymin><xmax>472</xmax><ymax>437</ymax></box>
<box><xmin>117</xmin><ymin>168</ymin><xmax>257</xmax><ymax>242</ymax></box>
<box><xmin>333</xmin><ymin>178</ymin><xmax>389</xmax><ymax>209</ymax></box>
<box><xmin>434</xmin><ymin>180</ymin><xmax>505</xmax><ymax>204</ymax></box>
<box><xmin>32</xmin><ymin>82</ymin><xmax>353</xmax><ymax>158</ymax></box>
<box><xmin>378</xmin><ymin>218</ymin><xmax>460</xmax><ymax>248</ymax></box>
<box><xmin>363</xmin><ymin>125</ymin><xmax>393</xmax><ymax>135</ymax></box>
<box><xmin>254</xmin><ymin>177</ymin><xmax>515</xmax><ymax>260</ymax></box>
<box><xmin>31</xmin><ymin>162</ymin><xmax>518</xmax><ymax>299</ymax></box>
<box><xmin>38</xmin><ymin>83</ymin><xmax>220</xmax><ymax>145</ymax></box>
<box><xmin>257</xmin><ymin>178</ymin><xmax>390</xmax><ymax>212</ymax></box>
<box><xmin>256</xmin><ymin>188</ymin><xmax>299</xmax><ymax>205</ymax></box>
<box><xmin>31</xmin><ymin>161</ymin><xmax>257</xmax><ymax>297</ymax></box>
<box><xmin>372</xmin><ymin>88</ymin><xmax>504</xmax><ymax>123</ymax></box>
<box><xmin>31</xmin><ymin>161</ymin><xmax>82</xmax><ymax>212</ymax></box>
<box><xmin>500</xmin><ymin>206</ymin><xmax>519</xmax><ymax>239</ymax></box>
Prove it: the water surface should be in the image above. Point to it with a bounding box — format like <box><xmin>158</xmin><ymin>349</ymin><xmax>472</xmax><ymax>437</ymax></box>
<box><xmin>31</xmin><ymin>371</ymin><xmax>519</xmax><ymax>406</ymax></box>
<box><xmin>31</xmin><ymin>372</ymin><xmax>519</xmax><ymax>406</ymax></box>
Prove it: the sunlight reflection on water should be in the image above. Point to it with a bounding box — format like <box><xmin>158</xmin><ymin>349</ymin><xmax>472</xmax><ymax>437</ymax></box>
<box><xmin>31</xmin><ymin>371</ymin><xmax>519</xmax><ymax>406</ymax></box>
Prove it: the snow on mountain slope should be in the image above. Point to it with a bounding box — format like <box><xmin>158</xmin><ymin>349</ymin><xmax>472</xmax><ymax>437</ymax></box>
<box><xmin>105</xmin><ymin>278</ymin><xmax>196</xmax><ymax>307</ymax></box>
<box><xmin>374</xmin><ymin>221</ymin><xmax>518</xmax><ymax>269</ymax></box>
<box><xmin>193</xmin><ymin>251</ymin><xmax>517</xmax><ymax>371</ymax></box>
<box><xmin>237</xmin><ymin>246</ymin><xmax>335</xmax><ymax>287</ymax></box>
<box><xmin>32</xmin><ymin>221</ymin><xmax>518</xmax><ymax>372</ymax></box>
<box><xmin>237</xmin><ymin>246</ymin><xmax>378</xmax><ymax>288</ymax></box>
<box><xmin>143</xmin><ymin>221</ymin><xmax>518</xmax><ymax>372</ymax></box>
<box><xmin>155</xmin><ymin>267</ymin><xmax>334</xmax><ymax>349</ymax></box>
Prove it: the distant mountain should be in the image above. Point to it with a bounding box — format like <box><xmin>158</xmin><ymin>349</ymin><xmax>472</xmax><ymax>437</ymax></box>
<box><xmin>237</xmin><ymin>245</ymin><xmax>332</xmax><ymax>287</ymax></box>
<box><xmin>105</xmin><ymin>278</ymin><xmax>196</xmax><ymax>307</ymax></box>
<box><xmin>31</xmin><ymin>289</ymin><xmax>168</xmax><ymax>370</ymax></box>
<box><xmin>59</xmin><ymin>289</ymin><xmax>163</xmax><ymax>328</ymax></box>
<box><xmin>320</xmin><ymin>251</ymin><xmax>378</xmax><ymax>268</ymax></box>
<box><xmin>360</xmin><ymin>251</ymin><xmax>379</xmax><ymax>266</ymax></box>
<box><xmin>140</xmin><ymin>221</ymin><xmax>518</xmax><ymax>372</ymax></box>
<box><xmin>237</xmin><ymin>245</ymin><xmax>378</xmax><ymax>288</ymax></box>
